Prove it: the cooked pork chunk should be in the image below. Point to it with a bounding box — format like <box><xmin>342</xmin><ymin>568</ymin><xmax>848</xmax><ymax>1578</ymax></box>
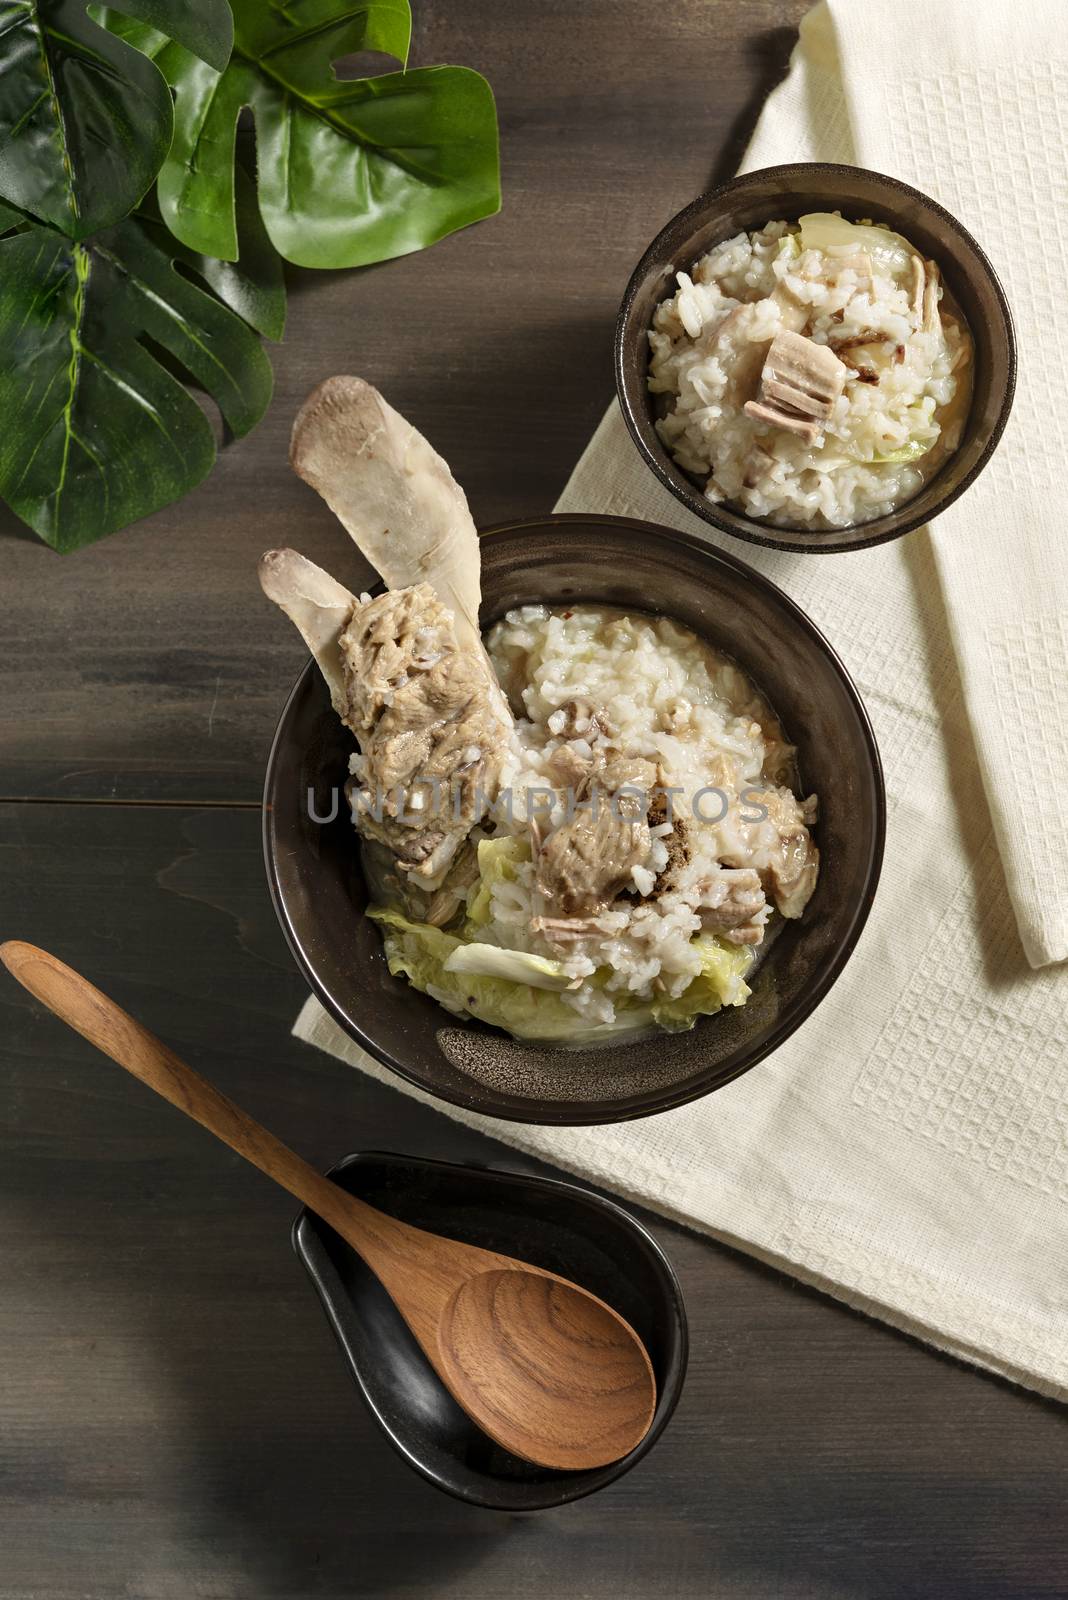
<box><xmin>543</xmin><ymin>746</ymin><xmax>658</xmax><ymax>814</ymax></box>
<box><xmin>265</xmin><ymin>378</ymin><xmax>520</xmax><ymax>893</ymax></box>
<box><xmin>685</xmin><ymin>750</ymin><xmax>818</xmax><ymax>933</ymax></box>
<box><xmin>720</xmin><ymin>782</ymin><xmax>820</xmax><ymax>922</ymax></box>
<box><xmin>340</xmin><ymin>583</ymin><xmax>511</xmax><ymax>883</ymax></box>
<box><xmin>535</xmin><ymin>761</ymin><xmax>653</xmax><ymax>917</ymax></box>
<box><xmin>760</xmin><ymin>787</ymin><xmax>820</xmax><ymax>918</ymax></box>
<box><xmin>744</xmin><ymin>329</ymin><xmax>847</xmax><ymax>443</ymax></box>
<box><xmin>696</xmin><ymin>867</ymin><xmax>767</xmax><ymax>944</ymax></box>
<box><xmin>743</xmin><ymin>400</ymin><xmax>821</xmax><ymax>444</ymax></box>
<box><xmin>260</xmin><ymin>550</ymin><xmax>512</xmax><ymax>886</ymax></box>
<box><xmin>599</xmin><ymin>755</ymin><xmax>659</xmax><ymax>797</ymax></box>
<box><xmin>910</xmin><ymin>253</ymin><xmax>925</xmax><ymax>322</ymax></box>
<box><xmin>358</xmin><ymin>836</ymin><xmax>479</xmax><ymax>928</ymax></box>
<box><xmin>545</xmin><ymin>742</ymin><xmax>594</xmax><ymax>792</ymax></box>
<box><xmin>921</xmin><ymin>260</ymin><xmax>941</xmax><ymax>335</ymax></box>
<box><xmin>713</xmin><ymin>288</ymin><xmax>808</xmax><ymax>409</ymax></box>
<box><xmin>547</xmin><ymin>697</ymin><xmax>614</xmax><ymax>741</ymax></box>
<box><xmin>535</xmin><ymin>808</ymin><xmax>650</xmax><ymax>917</ymax></box>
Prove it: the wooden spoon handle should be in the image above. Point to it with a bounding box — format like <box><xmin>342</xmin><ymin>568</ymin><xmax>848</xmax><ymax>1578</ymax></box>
<box><xmin>0</xmin><ymin>941</ymin><xmax>370</xmax><ymax>1245</ymax></box>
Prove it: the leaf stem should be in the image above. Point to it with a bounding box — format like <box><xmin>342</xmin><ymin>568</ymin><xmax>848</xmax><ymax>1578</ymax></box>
<box><xmin>54</xmin><ymin>240</ymin><xmax>89</xmax><ymax>522</ymax></box>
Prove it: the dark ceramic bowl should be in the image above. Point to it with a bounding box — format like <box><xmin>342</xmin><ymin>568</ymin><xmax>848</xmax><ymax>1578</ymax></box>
<box><xmin>264</xmin><ymin>514</ymin><xmax>885</xmax><ymax>1125</ymax></box>
<box><xmin>292</xmin><ymin>1151</ymin><xmax>688</xmax><ymax>1509</ymax></box>
<box><xmin>615</xmin><ymin>162</ymin><xmax>1016</xmax><ymax>553</ymax></box>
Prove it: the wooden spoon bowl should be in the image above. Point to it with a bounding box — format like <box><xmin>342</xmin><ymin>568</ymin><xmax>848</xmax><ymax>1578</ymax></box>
<box><xmin>440</xmin><ymin>1268</ymin><xmax>654</xmax><ymax>1472</ymax></box>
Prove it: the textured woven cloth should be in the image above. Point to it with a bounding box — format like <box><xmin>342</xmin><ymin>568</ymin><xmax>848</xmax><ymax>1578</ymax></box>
<box><xmin>295</xmin><ymin>0</ymin><xmax>1068</xmax><ymax>1399</ymax></box>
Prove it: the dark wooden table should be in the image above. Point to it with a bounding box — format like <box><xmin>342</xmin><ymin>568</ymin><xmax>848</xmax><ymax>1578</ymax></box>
<box><xmin>2</xmin><ymin>3</ymin><xmax>1066</xmax><ymax>1595</ymax></box>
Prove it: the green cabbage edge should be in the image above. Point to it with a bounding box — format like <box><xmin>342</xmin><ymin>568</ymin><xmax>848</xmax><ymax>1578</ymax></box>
<box><xmin>367</xmin><ymin>831</ymin><xmax>753</xmax><ymax>1042</ymax></box>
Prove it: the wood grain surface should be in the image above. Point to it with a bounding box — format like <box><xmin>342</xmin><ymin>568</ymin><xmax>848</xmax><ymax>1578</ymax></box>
<box><xmin>0</xmin><ymin>942</ymin><xmax>655</xmax><ymax>1473</ymax></box>
<box><xmin>2</xmin><ymin>3</ymin><xmax>1067</xmax><ymax>1597</ymax></box>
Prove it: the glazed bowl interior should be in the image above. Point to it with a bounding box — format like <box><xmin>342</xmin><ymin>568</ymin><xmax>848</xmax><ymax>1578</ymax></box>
<box><xmin>264</xmin><ymin>514</ymin><xmax>885</xmax><ymax>1125</ymax></box>
<box><xmin>615</xmin><ymin>162</ymin><xmax>1016</xmax><ymax>553</ymax></box>
<box><xmin>293</xmin><ymin>1151</ymin><xmax>688</xmax><ymax>1510</ymax></box>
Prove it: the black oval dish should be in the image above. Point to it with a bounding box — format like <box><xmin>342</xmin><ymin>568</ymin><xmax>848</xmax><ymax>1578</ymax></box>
<box><xmin>292</xmin><ymin>1152</ymin><xmax>688</xmax><ymax>1509</ymax></box>
<box><xmin>615</xmin><ymin>162</ymin><xmax>1017</xmax><ymax>553</ymax></box>
<box><xmin>264</xmin><ymin>514</ymin><xmax>886</xmax><ymax>1125</ymax></box>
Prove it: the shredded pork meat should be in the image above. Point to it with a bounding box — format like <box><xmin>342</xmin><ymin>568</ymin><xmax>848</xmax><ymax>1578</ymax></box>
<box><xmin>339</xmin><ymin>583</ymin><xmax>511</xmax><ymax>883</ymax></box>
<box><xmin>534</xmin><ymin>757</ymin><xmax>657</xmax><ymax>917</ymax></box>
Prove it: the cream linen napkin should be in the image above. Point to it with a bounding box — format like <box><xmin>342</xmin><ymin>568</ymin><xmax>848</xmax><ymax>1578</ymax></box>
<box><xmin>295</xmin><ymin>1</ymin><xmax>1068</xmax><ymax>1399</ymax></box>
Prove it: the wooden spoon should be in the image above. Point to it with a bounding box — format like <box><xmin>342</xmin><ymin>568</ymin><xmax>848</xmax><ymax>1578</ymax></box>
<box><xmin>0</xmin><ymin>941</ymin><xmax>656</xmax><ymax>1471</ymax></box>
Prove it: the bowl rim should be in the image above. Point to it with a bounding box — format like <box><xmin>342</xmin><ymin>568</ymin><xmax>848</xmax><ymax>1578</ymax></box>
<box><xmin>263</xmin><ymin>511</ymin><xmax>887</xmax><ymax>1126</ymax></box>
<box><xmin>291</xmin><ymin>1148</ymin><xmax>690</xmax><ymax>1510</ymax></box>
<box><xmin>613</xmin><ymin>159</ymin><xmax>1018</xmax><ymax>554</ymax></box>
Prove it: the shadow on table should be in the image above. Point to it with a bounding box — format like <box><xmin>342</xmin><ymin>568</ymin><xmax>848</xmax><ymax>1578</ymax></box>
<box><xmin>704</xmin><ymin>26</ymin><xmax>800</xmax><ymax>192</ymax></box>
<box><xmin>2</xmin><ymin>1179</ymin><xmax>512</xmax><ymax>1596</ymax></box>
<box><xmin>0</xmin><ymin>502</ymin><xmax>46</xmax><ymax>548</ymax></box>
<box><xmin>148</xmin><ymin>1275</ymin><xmax>516</xmax><ymax>1593</ymax></box>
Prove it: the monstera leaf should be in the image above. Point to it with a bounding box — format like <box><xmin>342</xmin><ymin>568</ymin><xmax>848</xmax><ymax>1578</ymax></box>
<box><xmin>0</xmin><ymin>0</ymin><xmax>233</xmax><ymax>238</ymax></box>
<box><xmin>132</xmin><ymin>0</ymin><xmax>500</xmax><ymax>269</ymax></box>
<box><xmin>0</xmin><ymin>211</ymin><xmax>274</xmax><ymax>550</ymax></box>
<box><xmin>163</xmin><ymin>163</ymin><xmax>287</xmax><ymax>342</ymax></box>
<box><xmin>0</xmin><ymin>1</ymin><xmax>501</xmax><ymax>549</ymax></box>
